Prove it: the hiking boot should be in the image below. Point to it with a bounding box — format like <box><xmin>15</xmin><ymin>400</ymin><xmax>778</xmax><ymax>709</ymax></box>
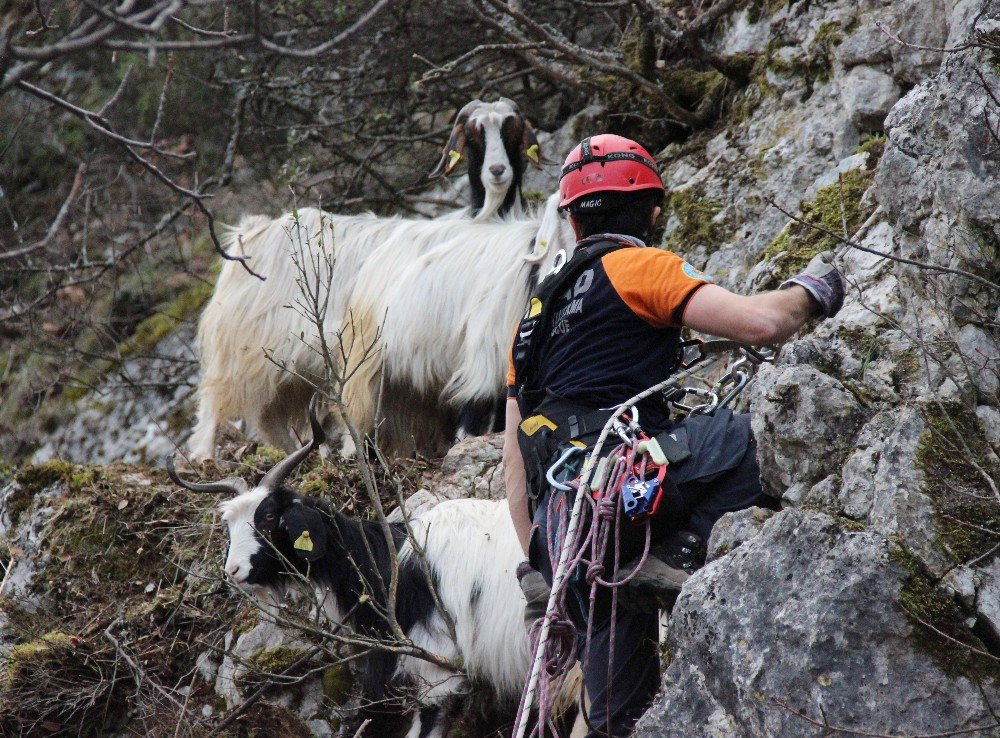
<box><xmin>618</xmin><ymin>531</ymin><xmax>705</xmax><ymax>614</ymax></box>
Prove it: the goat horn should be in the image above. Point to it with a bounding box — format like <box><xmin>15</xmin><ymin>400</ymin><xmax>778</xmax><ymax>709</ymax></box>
<box><xmin>258</xmin><ymin>393</ymin><xmax>326</xmax><ymax>492</ymax></box>
<box><xmin>166</xmin><ymin>457</ymin><xmax>249</xmax><ymax>495</ymax></box>
<box><xmin>429</xmin><ymin>99</ymin><xmax>484</xmax><ymax>180</ymax></box>
<box><xmin>498</xmin><ymin>97</ymin><xmax>520</xmax><ymax>114</ymax></box>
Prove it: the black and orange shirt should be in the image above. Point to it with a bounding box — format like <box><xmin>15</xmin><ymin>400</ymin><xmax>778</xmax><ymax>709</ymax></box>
<box><xmin>506</xmin><ymin>236</ymin><xmax>714</xmax><ymax>415</ymax></box>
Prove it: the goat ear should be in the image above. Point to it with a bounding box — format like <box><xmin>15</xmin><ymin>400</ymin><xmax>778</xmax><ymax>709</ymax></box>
<box><xmin>522</xmin><ymin>121</ymin><xmax>544</xmax><ymax>168</ymax></box>
<box><xmin>280</xmin><ymin>503</ymin><xmax>327</xmax><ymax>562</ymax></box>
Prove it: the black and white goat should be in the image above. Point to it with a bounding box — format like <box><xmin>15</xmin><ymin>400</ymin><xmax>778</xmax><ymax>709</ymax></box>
<box><xmin>429</xmin><ymin>97</ymin><xmax>541</xmax><ymax>221</ymax></box>
<box><xmin>171</xmin><ymin>406</ymin><xmax>538</xmax><ymax>738</ymax></box>
<box><xmin>188</xmin><ymin>99</ymin><xmax>542</xmax><ymax>461</ymax></box>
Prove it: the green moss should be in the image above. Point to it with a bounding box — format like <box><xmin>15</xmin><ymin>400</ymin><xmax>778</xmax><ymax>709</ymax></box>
<box><xmin>890</xmin><ymin>544</ymin><xmax>1000</xmax><ymax>677</ymax></box>
<box><xmin>856</xmin><ymin>133</ymin><xmax>887</xmax><ymax>161</ymax></box>
<box><xmin>758</xmin><ymin>167</ymin><xmax>877</xmax><ymax>286</ymax></box>
<box><xmin>238</xmin><ymin>647</ymin><xmax>309</xmax><ymax>694</ymax></box>
<box><xmin>916</xmin><ymin>402</ymin><xmax>1000</xmax><ymax>563</ymax></box>
<box><xmin>665</xmin><ymin>188</ymin><xmax>724</xmax><ymax>253</ymax></box>
<box><xmin>9</xmin><ymin>461</ymin><xmax>96</xmax><ymax>526</ymax></box>
<box><xmin>664</xmin><ymin>69</ymin><xmax>729</xmax><ymax>110</ymax></box>
<box><xmin>14</xmin><ymin>459</ymin><xmax>76</xmax><ymax>494</ymax></box>
<box><xmin>236</xmin><ymin>445</ymin><xmax>295</xmax><ymax>483</ymax></box>
<box><xmin>247</xmin><ymin>646</ymin><xmax>308</xmax><ymax>674</ymax></box>
<box><xmin>119</xmin><ymin>279</ymin><xmax>214</xmax><ymax>358</ymax></box>
<box><xmin>1</xmin><ymin>631</ymin><xmax>129</xmax><ymax>736</ymax></box>
<box><xmin>321</xmin><ymin>663</ymin><xmax>354</xmax><ymax>706</ymax></box>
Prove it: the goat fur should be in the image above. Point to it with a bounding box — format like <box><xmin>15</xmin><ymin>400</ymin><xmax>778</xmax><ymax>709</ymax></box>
<box><xmin>340</xmin><ymin>194</ymin><xmax>575</xmax><ymax>455</ymax></box>
<box><xmin>219</xmin><ymin>489</ymin><xmax>545</xmax><ymax>735</ymax></box>
<box><xmin>189</xmin><ymin>102</ymin><xmax>537</xmax><ymax>460</ymax></box>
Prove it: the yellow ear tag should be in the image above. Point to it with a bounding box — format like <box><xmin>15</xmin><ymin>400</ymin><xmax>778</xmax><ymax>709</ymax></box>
<box><xmin>528</xmin><ymin>297</ymin><xmax>543</xmax><ymax>318</ymax></box>
<box><xmin>526</xmin><ymin>144</ymin><xmax>540</xmax><ymax>163</ymax></box>
<box><xmin>294</xmin><ymin>531</ymin><xmax>314</xmax><ymax>552</ymax></box>
<box><xmin>448</xmin><ymin>150</ymin><xmax>462</xmax><ymax>165</ymax></box>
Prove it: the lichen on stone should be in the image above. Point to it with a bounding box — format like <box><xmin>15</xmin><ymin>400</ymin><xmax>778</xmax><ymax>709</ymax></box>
<box><xmin>758</xmin><ymin>166</ymin><xmax>878</xmax><ymax>286</ymax></box>
<box><xmin>664</xmin><ymin>187</ymin><xmax>725</xmax><ymax>253</ymax></box>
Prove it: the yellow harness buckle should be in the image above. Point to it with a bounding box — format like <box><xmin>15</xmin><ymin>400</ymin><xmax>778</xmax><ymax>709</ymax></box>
<box><xmin>520</xmin><ymin>414</ymin><xmax>556</xmax><ymax>436</ymax></box>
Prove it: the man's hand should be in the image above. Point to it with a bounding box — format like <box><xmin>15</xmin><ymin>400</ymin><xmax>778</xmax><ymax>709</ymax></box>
<box><xmin>779</xmin><ymin>251</ymin><xmax>845</xmax><ymax>318</ymax></box>
<box><xmin>517</xmin><ymin>561</ymin><xmax>550</xmax><ymax>629</ymax></box>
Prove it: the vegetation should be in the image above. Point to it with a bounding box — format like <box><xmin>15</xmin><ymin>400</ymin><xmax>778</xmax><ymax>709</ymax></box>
<box><xmin>891</xmin><ymin>544</ymin><xmax>1000</xmax><ymax>678</ymax></box>
<box><xmin>916</xmin><ymin>401</ymin><xmax>1000</xmax><ymax>564</ymax></box>
<box><xmin>758</xmin><ymin>166</ymin><xmax>878</xmax><ymax>286</ymax></box>
<box><xmin>664</xmin><ymin>187</ymin><xmax>726</xmax><ymax>253</ymax></box>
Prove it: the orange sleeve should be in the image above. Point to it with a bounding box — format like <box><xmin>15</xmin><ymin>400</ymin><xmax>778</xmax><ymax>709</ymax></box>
<box><xmin>602</xmin><ymin>249</ymin><xmax>714</xmax><ymax>328</ymax></box>
<box><xmin>505</xmin><ymin>331</ymin><xmax>516</xmax><ymax>391</ymax></box>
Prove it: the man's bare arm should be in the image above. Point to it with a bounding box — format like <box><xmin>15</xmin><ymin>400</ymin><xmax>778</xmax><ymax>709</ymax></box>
<box><xmin>681</xmin><ymin>283</ymin><xmax>816</xmax><ymax>345</ymax></box>
<box><xmin>503</xmin><ymin>397</ymin><xmax>532</xmax><ymax>556</ymax></box>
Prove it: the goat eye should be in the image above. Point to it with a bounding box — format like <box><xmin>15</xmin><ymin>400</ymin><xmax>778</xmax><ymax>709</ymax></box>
<box><xmin>265</xmin><ymin>513</ymin><xmax>276</xmax><ymax>522</ymax></box>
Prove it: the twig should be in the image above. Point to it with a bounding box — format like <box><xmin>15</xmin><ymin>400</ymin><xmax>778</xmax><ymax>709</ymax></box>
<box><xmin>0</xmin><ymin>552</ymin><xmax>17</xmax><ymax>599</ymax></box>
<box><xmin>772</xmin><ymin>696</ymin><xmax>999</xmax><ymax>737</ymax></box>
<box><xmin>875</xmin><ymin>21</ymin><xmax>975</xmax><ymax>54</ymax></box>
<box><xmin>206</xmin><ymin>646</ymin><xmax>322</xmax><ymax>736</ymax></box>
<box><xmin>0</xmin><ymin>162</ymin><xmax>86</xmax><ymax>261</ymax></box>
<box><xmin>103</xmin><ymin>619</ymin><xmax>194</xmax><ymax>718</ymax></box>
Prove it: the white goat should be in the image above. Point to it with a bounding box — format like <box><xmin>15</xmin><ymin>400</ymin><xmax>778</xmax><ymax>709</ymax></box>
<box><xmin>340</xmin><ymin>194</ymin><xmax>575</xmax><ymax>456</ymax></box>
<box><xmin>170</xmin><ymin>411</ymin><xmax>581</xmax><ymax>738</ymax></box>
<box><xmin>188</xmin><ymin>99</ymin><xmax>542</xmax><ymax>460</ymax></box>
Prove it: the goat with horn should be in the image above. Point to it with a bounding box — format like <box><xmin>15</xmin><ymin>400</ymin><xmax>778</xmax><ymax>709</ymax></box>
<box><xmin>172</xmin><ymin>396</ymin><xmax>577</xmax><ymax>738</ymax></box>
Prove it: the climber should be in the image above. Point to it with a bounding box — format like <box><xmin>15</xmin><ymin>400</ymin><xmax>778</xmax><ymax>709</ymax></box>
<box><xmin>504</xmin><ymin>133</ymin><xmax>845</xmax><ymax>738</ymax></box>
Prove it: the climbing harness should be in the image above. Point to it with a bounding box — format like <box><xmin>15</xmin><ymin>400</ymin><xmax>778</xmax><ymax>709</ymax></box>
<box><xmin>512</xmin><ymin>343</ymin><xmax>774</xmax><ymax>738</ymax></box>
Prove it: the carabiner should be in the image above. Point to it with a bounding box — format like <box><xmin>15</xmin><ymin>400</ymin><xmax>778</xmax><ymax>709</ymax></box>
<box><xmin>545</xmin><ymin>446</ymin><xmax>586</xmax><ymax>491</ymax></box>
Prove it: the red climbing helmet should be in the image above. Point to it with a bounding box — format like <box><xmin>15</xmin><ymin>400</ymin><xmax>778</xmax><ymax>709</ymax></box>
<box><xmin>558</xmin><ymin>134</ymin><xmax>664</xmax><ymax>210</ymax></box>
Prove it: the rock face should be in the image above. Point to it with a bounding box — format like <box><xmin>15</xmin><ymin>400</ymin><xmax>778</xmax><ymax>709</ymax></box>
<box><xmin>634</xmin><ymin>0</ymin><xmax>1000</xmax><ymax>734</ymax></box>
<box><xmin>635</xmin><ymin>511</ymin><xmax>1000</xmax><ymax>738</ymax></box>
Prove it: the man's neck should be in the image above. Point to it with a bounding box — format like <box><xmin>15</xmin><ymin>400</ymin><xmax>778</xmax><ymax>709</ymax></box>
<box><xmin>578</xmin><ymin>232</ymin><xmax>646</xmax><ymax>248</ymax></box>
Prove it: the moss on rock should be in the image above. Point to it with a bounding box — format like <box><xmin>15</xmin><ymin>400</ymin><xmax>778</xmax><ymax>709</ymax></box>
<box><xmin>321</xmin><ymin>663</ymin><xmax>354</xmax><ymax>706</ymax></box>
<box><xmin>758</xmin><ymin>166</ymin><xmax>877</xmax><ymax>286</ymax></box>
<box><xmin>916</xmin><ymin>401</ymin><xmax>1000</xmax><ymax>563</ymax></box>
<box><xmin>237</xmin><ymin>646</ymin><xmax>310</xmax><ymax>694</ymax></box>
<box><xmin>8</xmin><ymin>460</ymin><xmax>97</xmax><ymax>526</ymax></box>
<box><xmin>890</xmin><ymin>544</ymin><xmax>1000</xmax><ymax>678</ymax></box>
<box><xmin>0</xmin><ymin>631</ymin><xmax>129</xmax><ymax>736</ymax></box>
<box><xmin>664</xmin><ymin>188</ymin><xmax>725</xmax><ymax>253</ymax></box>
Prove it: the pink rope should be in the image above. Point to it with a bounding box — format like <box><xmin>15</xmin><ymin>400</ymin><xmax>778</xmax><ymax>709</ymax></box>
<box><xmin>520</xmin><ymin>440</ymin><xmax>655</xmax><ymax>737</ymax></box>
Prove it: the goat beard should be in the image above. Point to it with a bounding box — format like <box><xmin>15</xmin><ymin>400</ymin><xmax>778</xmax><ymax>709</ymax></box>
<box><xmin>476</xmin><ymin>184</ymin><xmax>514</xmax><ymax>222</ymax></box>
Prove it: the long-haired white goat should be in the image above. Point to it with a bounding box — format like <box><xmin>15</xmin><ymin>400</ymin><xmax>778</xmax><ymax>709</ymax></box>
<box><xmin>188</xmin><ymin>99</ymin><xmax>542</xmax><ymax>460</ymax></box>
<box><xmin>340</xmin><ymin>194</ymin><xmax>575</xmax><ymax>456</ymax></box>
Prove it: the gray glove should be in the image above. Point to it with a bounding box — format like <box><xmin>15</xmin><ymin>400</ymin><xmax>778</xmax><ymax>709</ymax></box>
<box><xmin>517</xmin><ymin>561</ymin><xmax>550</xmax><ymax>629</ymax></box>
<box><xmin>780</xmin><ymin>251</ymin><xmax>845</xmax><ymax>318</ymax></box>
